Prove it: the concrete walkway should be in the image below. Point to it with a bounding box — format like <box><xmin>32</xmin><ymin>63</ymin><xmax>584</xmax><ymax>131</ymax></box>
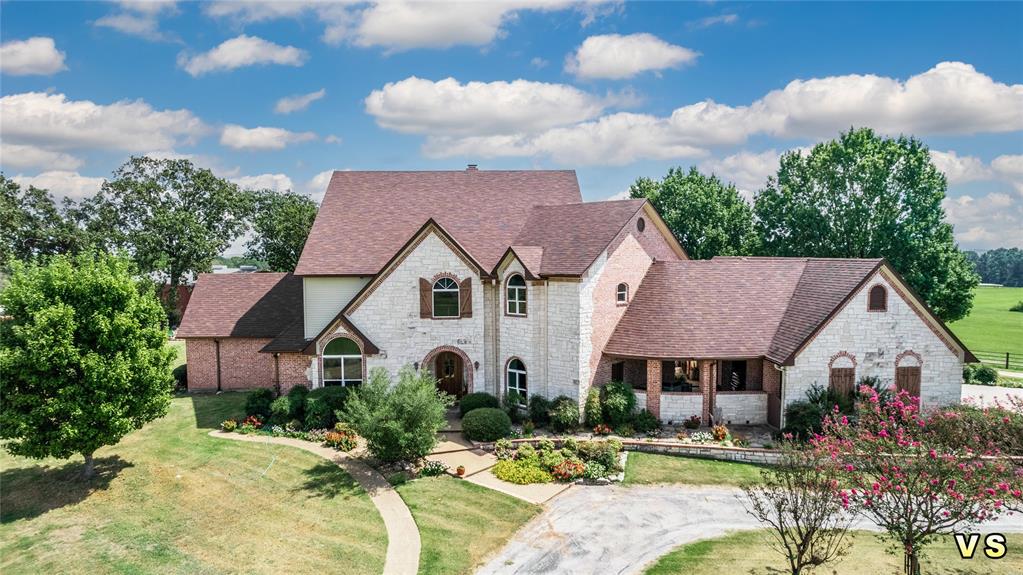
<box><xmin>476</xmin><ymin>483</ymin><xmax>1023</xmax><ymax>575</ymax></box>
<box><xmin>962</xmin><ymin>383</ymin><xmax>1023</xmax><ymax>406</ymax></box>
<box><xmin>209</xmin><ymin>431</ymin><xmax>420</xmax><ymax>575</ymax></box>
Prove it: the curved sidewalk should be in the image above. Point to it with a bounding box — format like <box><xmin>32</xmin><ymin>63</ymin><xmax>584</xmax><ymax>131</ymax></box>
<box><xmin>209</xmin><ymin>431</ymin><xmax>420</xmax><ymax>575</ymax></box>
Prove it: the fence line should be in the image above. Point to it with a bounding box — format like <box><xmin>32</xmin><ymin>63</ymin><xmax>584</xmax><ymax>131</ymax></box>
<box><xmin>973</xmin><ymin>350</ymin><xmax>1021</xmax><ymax>371</ymax></box>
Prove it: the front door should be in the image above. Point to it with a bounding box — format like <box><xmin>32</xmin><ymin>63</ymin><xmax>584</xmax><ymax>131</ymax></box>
<box><xmin>435</xmin><ymin>352</ymin><xmax>464</xmax><ymax>398</ymax></box>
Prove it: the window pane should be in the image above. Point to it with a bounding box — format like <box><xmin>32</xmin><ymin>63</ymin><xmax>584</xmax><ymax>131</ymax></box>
<box><xmin>325</xmin><ymin>337</ymin><xmax>360</xmax><ymax>355</ymax></box>
<box><xmin>519</xmin><ymin>300</ymin><xmax>527</xmax><ymax>315</ymax></box>
<box><xmin>343</xmin><ymin>357</ymin><xmax>362</xmax><ymax>380</ymax></box>
<box><xmin>509</xmin><ymin>275</ymin><xmax>525</xmax><ymax>287</ymax></box>
<box><xmin>323</xmin><ymin>358</ymin><xmax>343</xmax><ymax>380</ymax></box>
<box><xmin>434</xmin><ymin>291</ymin><xmax>459</xmax><ymax>316</ymax></box>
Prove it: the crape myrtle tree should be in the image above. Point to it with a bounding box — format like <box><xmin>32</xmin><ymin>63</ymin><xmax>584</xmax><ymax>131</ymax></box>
<box><xmin>753</xmin><ymin>128</ymin><xmax>979</xmax><ymax>322</ymax></box>
<box><xmin>630</xmin><ymin>167</ymin><xmax>758</xmax><ymax>259</ymax></box>
<box><xmin>78</xmin><ymin>156</ymin><xmax>251</xmax><ymax>323</ymax></box>
<box><xmin>814</xmin><ymin>387</ymin><xmax>1016</xmax><ymax>575</ymax></box>
<box><xmin>0</xmin><ymin>253</ymin><xmax>175</xmax><ymax>478</ymax></box>
<box><xmin>244</xmin><ymin>188</ymin><xmax>318</xmax><ymax>272</ymax></box>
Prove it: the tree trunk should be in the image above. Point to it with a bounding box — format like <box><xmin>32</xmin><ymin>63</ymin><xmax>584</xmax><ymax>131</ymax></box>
<box><xmin>904</xmin><ymin>547</ymin><xmax>920</xmax><ymax>575</ymax></box>
<box><xmin>81</xmin><ymin>452</ymin><xmax>95</xmax><ymax>479</ymax></box>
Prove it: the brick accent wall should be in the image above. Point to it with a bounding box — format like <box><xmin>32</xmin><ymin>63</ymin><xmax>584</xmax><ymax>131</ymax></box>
<box><xmin>184</xmin><ymin>337</ymin><xmax>275</xmax><ymax>391</ymax></box>
<box><xmin>646</xmin><ymin>360</ymin><xmax>662</xmax><ymax>418</ymax></box>
<box><xmin>278</xmin><ymin>353</ymin><xmax>312</xmax><ymax>394</ymax></box>
<box><xmin>700</xmin><ymin>359</ymin><xmax>716</xmax><ymax>424</ymax></box>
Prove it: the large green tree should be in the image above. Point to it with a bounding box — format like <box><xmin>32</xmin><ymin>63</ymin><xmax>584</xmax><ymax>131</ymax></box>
<box><xmin>0</xmin><ymin>175</ymin><xmax>86</xmax><ymax>267</ymax></box>
<box><xmin>244</xmin><ymin>188</ymin><xmax>318</xmax><ymax>272</ymax></box>
<box><xmin>630</xmin><ymin>167</ymin><xmax>757</xmax><ymax>259</ymax></box>
<box><xmin>970</xmin><ymin>247</ymin><xmax>1023</xmax><ymax>287</ymax></box>
<box><xmin>754</xmin><ymin>128</ymin><xmax>978</xmax><ymax>322</ymax></box>
<box><xmin>79</xmin><ymin>157</ymin><xmax>251</xmax><ymax>320</ymax></box>
<box><xmin>0</xmin><ymin>253</ymin><xmax>175</xmax><ymax>478</ymax></box>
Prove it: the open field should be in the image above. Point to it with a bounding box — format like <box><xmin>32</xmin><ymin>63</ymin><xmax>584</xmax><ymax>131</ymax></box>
<box><xmin>623</xmin><ymin>452</ymin><xmax>765</xmax><ymax>486</ymax></box>
<box><xmin>0</xmin><ymin>392</ymin><xmax>387</xmax><ymax>575</ymax></box>
<box><xmin>950</xmin><ymin>286</ymin><xmax>1023</xmax><ymax>370</ymax></box>
<box><xmin>643</xmin><ymin>529</ymin><xmax>1023</xmax><ymax>575</ymax></box>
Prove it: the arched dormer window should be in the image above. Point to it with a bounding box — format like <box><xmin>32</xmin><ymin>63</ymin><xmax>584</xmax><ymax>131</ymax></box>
<box><xmin>322</xmin><ymin>337</ymin><xmax>362</xmax><ymax>387</ymax></box>
<box><xmin>616</xmin><ymin>282</ymin><xmax>629</xmax><ymax>304</ymax></box>
<box><xmin>433</xmin><ymin>277</ymin><xmax>460</xmax><ymax>317</ymax></box>
<box><xmin>507</xmin><ymin>274</ymin><xmax>527</xmax><ymax>316</ymax></box>
<box><xmin>868</xmin><ymin>285</ymin><xmax>887</xmax><ymax>312</ymax></box>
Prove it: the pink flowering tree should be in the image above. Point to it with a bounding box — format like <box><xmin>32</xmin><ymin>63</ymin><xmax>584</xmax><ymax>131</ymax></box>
<box><xmin>812</xmin><ymin>387</ymin><xmax>1017</xmax><ymax>575</ymax></box>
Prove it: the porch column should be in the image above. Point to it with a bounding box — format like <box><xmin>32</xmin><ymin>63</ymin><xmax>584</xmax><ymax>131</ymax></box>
<box><xmin>646</xmin><ymin>360</ymin><xmax>661</xmax><ymax>419</ymax></box>
<box><xmin>699</xmin><ymin>359</ymin><xmax>716</xmax><ymax>425</ymax></box>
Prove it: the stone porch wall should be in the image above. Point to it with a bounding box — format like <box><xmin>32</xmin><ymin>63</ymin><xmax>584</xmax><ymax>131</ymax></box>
<box><xmin>715</xmin><ymin>392</ymin><xmax>768</xmax><ymax>425</ymax></box>
<box><xmin>660</xmin><ymin>393</ymin><xmax>704</xmax><ymax>425</ymax></box>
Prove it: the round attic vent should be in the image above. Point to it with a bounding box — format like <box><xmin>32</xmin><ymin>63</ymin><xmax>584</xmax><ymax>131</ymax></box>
<box><xmin>637</xmin><ymin>217</ymin><xmax>646</xmax><ymax>232</ymax></box>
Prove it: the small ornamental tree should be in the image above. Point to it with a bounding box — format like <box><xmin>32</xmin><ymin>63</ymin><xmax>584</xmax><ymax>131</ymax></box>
<box><xmin>0</xmin><ymin>253</ymin><xmax>175</xmax><ymax>478</ymax></box>
<box><xmin>741</xmin><ymin>442</ymin><xmax>853</xmax><ymax>575</ymax></box>
<box><xmin>814</xmin><ymin>387</ymin><xmax>1016</xmax><ymax>575</ymax></box>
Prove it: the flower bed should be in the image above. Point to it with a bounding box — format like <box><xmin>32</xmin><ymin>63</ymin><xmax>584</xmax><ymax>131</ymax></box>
<box><xmin>220</xmin><ymin>415</ymin><xmax>358</xmax><ymax>452</ymax></box>
<box><xmin>490</xmin><ymin>437</ymin><xmax>624</xmax><ymax>485</ymax></box>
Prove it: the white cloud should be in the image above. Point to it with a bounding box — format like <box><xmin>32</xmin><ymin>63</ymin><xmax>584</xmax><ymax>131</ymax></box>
<box><xmin>688</xmin><ymin>14</ymin><xmax>739</xmax><ymax>29</ymax></box>
<box><xmin>0</xmin><ymin>92</ymin><xmax>206</xmax><ymax>154</ymax></box>
<box><xmin>942</xmin><ymin>192</ymin><xmax>1023</xmax><ymax>249</ymax></box>
<box><xmin>929</xmin><ymin>150</ymin><xmax>991</xmax><ymax>185</ymax></box>
<box><xmin>274</xmin><ymin>88</ymin><xmax>326</xmax><ymax>114</ymax></box>
<box><xmin>324</xmin><ymin>134</ymin><xmax>342</xmax><ymax>144</ymax></box>
<box><xmin>530</xmin><ymin>57</ymin><xmax>549</xmax><ymax>69</ymax></box>
<box><xmin>0</xmin><ymin>143</ymin><xmax>83</xmax><ymax>171</ymax></box>
<box><xmin>95</xmin><ymin>1</ymin><xmax>179</xmax><ymax>41</ymax></box>
<box><xmin>12</xmin><ymin>171</ymin><xmax>106</xmax><ymax>201</ymax></box>
<box><xmin>220</xmin><ymin>124</ymin><xmax>317</xmax><ymax>150</ymax></box>
<box><xmin>566</xmin><ymin>33</ymin><xmax>698</xmax><ymax>79</ymax></box>
<box><xmin>0</xmin><ymin>37</ymin><xmax>67</xmax><ymax>76</ymax></box>
<box><xmin>699</xmin><ymin>149</ymin><xmax>782</xmax><ymax>197</ymax></box>
<box><xmin>231</xmin><ymin>173</ymin><xmax>295</xmax><ymax>192</ymax></box>
<box><xmin>178</xmin><ymin>35</ymin><xmax>307</xmax><ymax>76</ymax></box>
<box><xmin>365</xmin><ymin>76</ymin><xmax>608</xmax><ymax>137</ymax></box>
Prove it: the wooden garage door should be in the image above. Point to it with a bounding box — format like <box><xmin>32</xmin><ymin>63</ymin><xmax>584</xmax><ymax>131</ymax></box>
<box><xmin>896</xmin><ymin>366</ymin><xmax>921</xmax><ymax>398</ymax></box>
<box><xmin>829</xmin><ymin>367</ymin><xmax>856</xmax><ymax>397</ymax></box>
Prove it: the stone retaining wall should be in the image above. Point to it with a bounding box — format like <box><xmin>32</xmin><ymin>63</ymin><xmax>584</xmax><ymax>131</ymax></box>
<box><xmin>498</xmin><ymin>437</ymin><xmax>783</xmax><ymax>466</ymax></box>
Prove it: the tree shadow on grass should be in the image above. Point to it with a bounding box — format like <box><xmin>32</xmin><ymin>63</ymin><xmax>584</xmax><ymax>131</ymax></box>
<box><xmin>295</xmin><ymin>461</ymin><xmax>363</xmax><ymax>500</ymax></box>
<box><xmin>189</xmin><ymin>391</ymin><xmax>247</xmax><ymax>429</ymax></box>
<box><xmin>1</xmin><ymin>455</ymin><xmax>133</xmax><ymax>522</ymax></box>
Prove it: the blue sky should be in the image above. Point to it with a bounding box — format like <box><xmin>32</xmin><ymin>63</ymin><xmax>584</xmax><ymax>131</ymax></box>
<box><xmin>2</xmin><ymin>1</ymin><xmax>1021</xmax><ymax>252</ymax></box>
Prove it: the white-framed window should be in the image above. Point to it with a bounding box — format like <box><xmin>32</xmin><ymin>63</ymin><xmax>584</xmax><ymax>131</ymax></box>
<box><xmin>433</xmin><ymin>277</ymin><xmax>460</xmax><ymax>317</ymax></box>
<box><xmin>322</xmin><ymin>337</ymin><xmax>362</xmax><ymax>387</ymax></box>
<box><xmin>506</xmin><ymin>274</ymin><xmax>527</xmax><ymax>315</ymax></box>
<box><xmin>506</xmin><ymin>358</ymin><xmax>527</xmax><ymax>405</ymax></box>
<box><xmin>616</xmin><ymin>282</ymin><xmax>629</xmax><ymax>304</ymax></box>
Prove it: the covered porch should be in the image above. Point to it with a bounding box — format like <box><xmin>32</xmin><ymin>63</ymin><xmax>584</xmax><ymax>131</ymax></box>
<box><xmin>603</xmin><ymin>356</ymin><xmax>783</xmax><ymax>427</ymax></box>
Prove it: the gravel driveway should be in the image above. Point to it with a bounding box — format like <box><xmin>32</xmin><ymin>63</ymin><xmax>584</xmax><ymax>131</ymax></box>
<box><xmin>476</xmin><ymin>484</ymin><xmax>1023</xmax><ymax>575</ymax></box>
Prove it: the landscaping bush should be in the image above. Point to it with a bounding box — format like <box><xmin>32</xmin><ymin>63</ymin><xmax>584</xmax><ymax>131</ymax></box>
<box><xmin>711</xmin><ymin>424</ymin><xmax>729</xmax><ymax>441</ymax></box>
<box><xmin>287</xmin><ymin>384</ymin><xmax>309</xmax><ymax>420</ymax></box>
<box><xmin>459</xmin><ymin>391</ymin><xmax>499</xmax><ymax>416</ymax></box>
<box><xmin>633</xmin><ymin>409</ymin><xmax>661</xmax><ymax>434</ymax></box>
<box><xmin>782</xmin><ymin>400</ymin><xmax>824</xmax><ymax>440</ymax></box>
<box><xmin>576</xmin><ymin>439</ymin><xmax>623</xmax><ymax>470</ymax></box>
<box><xmin>245</xmin><ymin>388</ymin><xmax>275</xmax><ymax>419</ymax></box>
<box><xmin>304</xmin><ymin>386</ymin><xmax>349</xmax><ymax>429</ymax></box>
<box><xmin>492</xmin><ymin>459</ymin><xmax>554</xmax><ymax>484</ymax></box>
<box><xmin>341</xmin><ymin>367</ymin><xmax>452</xmax><ymax>462</ymax></box>
<box><xmin>584</xmin><ymin>388</ymin><xmax>603</xmax><ymax>427</ymax></box>
<box><xmin>972</xmin><ymin>364</ymin><xmax>999</xmax><ymax>385</ymax></box>
<box><xmin>494</xmin><ymin>438</ymin><xmax>515</xmax><ymax>460</ymax></box>
<box><xmin>963</xmin><ymin>363</ymin><xmax>977</xmax><ymax>384</ymax></box>
<box><xmin>805</xmin><ymin>383</ymin><xmax>853</xmax><ymax>415</ymax></box>
<box><xmin>582</xmin><ymin>461</ymin><xmax>607</xmax><ymax>480</ymax></box>
<box><xmin>172</xmin><ymin>364</ymin><xmax>187</xmax><ymax>390</ymax></box>
<box><xmin>593</xmin><ymin>423</ymin><xmax>612</xmax><ymax>435</ymax></box>
<box><xmin>462</xmin><ymin>407</ymin><xmax>512</xmax><ymax>441</ymax></box>
<box><xmin>926</xmin><ymin>401</ymin><xmax>1023</xmax><ymax>455</ymax></box>
<box><xmin>503</xmin><ymin>391</ymin><xmax>525</xmax><ymax>423</ymax></box>
<box><xmin>683</xmin><ymin>415</ymin><xmax>701</xmax><ymax>429</ymax></box>
<box><xmin>420</xmin><ymin>460</ymin><xmax>448</xmax><ymax>477</ymax></box>
<box><xmin>528</xmin><ymin>395</ymin><xmax>551</xmax><ymax>427</ymax></box>
<box><xmin>551</xmin><ymin>459</ymin><xmax>584</xmax><ymax>481</ymax></box>
<box><xmin>548</xmin><ymin>396</ymin><xmax>580</xmax><ymax>432</ymax></box>
<box><xmin>269</xmin><ymin>396</ymin><xmax>291</xmax><ymax>425</ymax></box>
<box><xmin>601</xmin><ymin>381</ymin><xmax>637</xmax><ymax>426</ymax></box>
<box><xmin>323</xmin><ymin>430</ymin><xmax>357</xmax><ymax>451</ymax></box>
<box><xmin>220</xmin><ymin>419</ymin><xmax>237</xmax><ymax>432</ymax></box>
<box><xmin>1011</xmin><ymin>300</ymin><xmax>1023</xmax><ymax>312</ymax></box>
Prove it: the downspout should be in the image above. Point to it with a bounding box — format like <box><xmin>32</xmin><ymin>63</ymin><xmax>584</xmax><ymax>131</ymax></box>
<box><xmin>773</xmin><ymin>362</ymin><xmax>786</xmax><ymax>429</ymax></box>
<box><xmin>214</xmin><ymin>339</ymin><xmax>222</xmax><ymax>392</ymax></box>
<box><xmin>273</xmin><ymin>353</ymin><xmax>281</xmax><ymax>395</ymax></box>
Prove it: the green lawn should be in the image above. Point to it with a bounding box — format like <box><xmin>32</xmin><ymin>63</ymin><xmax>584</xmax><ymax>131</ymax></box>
<box><xmin>644</xmin><ymin>529</ymin><xmax>1023</xmax><ymax>575</ymax></box>
<box><xmin>396</xmin><ymin>476</ymin><xmax>541</xmax><ymax>575</ymax></box>
<box><xmin>168</xmin><ymin>339</ymin><xmax>186</xmax><ymax>370</ymax></box>
<box><xmin>623</xmin><ymin>452</ymin><xmax>765</xmax><ymax>486</ymax></box>
<box><xmin>0</xmin><ymin>392</ymin><xmax>387</xmax><ymax>575</ymax></box>
<box><xmin>949</xmin><ymin>286</ymin><xmax>1023</xmax><ymax>369</ymax></box>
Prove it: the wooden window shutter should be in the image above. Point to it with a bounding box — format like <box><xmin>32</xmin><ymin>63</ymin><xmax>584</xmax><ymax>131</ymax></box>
<box><xmin>896</xmin><ymin>366</ymin><xmax>921</xmax><ymax>398</ymax></box>
<box><xmin>419</xmin><ymin>278</ymin><xmax>432</xmax><ymax>318</ymax></box>
<box><xmin>829</xmin><ymin>368</ymin><xmax>855</xmax><ymax>397</ymax></box>
<box><xmin>459</xmin><ymin>278</ymin><xmax>472</xmax><ymax>318</ymax></box>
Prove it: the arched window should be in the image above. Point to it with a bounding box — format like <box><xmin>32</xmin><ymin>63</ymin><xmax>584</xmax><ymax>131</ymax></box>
<box><xmin>322</xmin><ymin>337</ymin><xmax>362</xmax><ymax>387</ymax></box>
<box><xmin>507</xmin><ymin>358</ymin><xmax>527</xmax><ymax>405</ymax></box>
<box><xmin>868</xmin><ymin>285</ymin><xmax>887</xmax><ymax>312</ymax></box>
<box><xmin>507</xmin><ymin>274</ymin><xmax>527</xmax><ymax>315</ymax></box>
<box><xmin>616</xmin><ymin>282</ymin><xmax>629</xmax><ymax>304</ymax></box>
<box><xmin>433</xmin><ymin>277</ymin><xmax>460</xmax><ymax>317</ymax></box>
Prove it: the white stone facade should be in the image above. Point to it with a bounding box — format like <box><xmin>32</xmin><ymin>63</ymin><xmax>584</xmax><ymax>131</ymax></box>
<box><xmin>660</xmin><ymin>393</ymin><xmax>704</xmax><ymax>425</ymax></box>
<box><xmin>783</xmin><ymin>269</ymin><xmax>964</xmax><ymax>423</ymax></box>
<box><xmin>716</xmin><ymin>392</ymin><xmax>768</xmax><ymax>426</ymax></box>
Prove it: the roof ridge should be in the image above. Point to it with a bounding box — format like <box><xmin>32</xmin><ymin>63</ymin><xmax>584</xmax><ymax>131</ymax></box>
<box><xmin>765</xmin><ymin>260</ymin><xmax>813</xmax><ymax>361</ymax></box>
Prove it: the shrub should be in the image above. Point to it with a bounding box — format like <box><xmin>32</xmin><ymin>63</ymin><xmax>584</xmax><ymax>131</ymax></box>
<box><xmin>963</xmin><ymin>363</ymin><xmax>976</xmax><ymax>384</ymax></box>
<box><xmin>504</xmin><ymin>391</ymin><xmax>525</xmax><ymax>423</ymax></box>
<box><xmin>420</xmin><ymin>460</ymin><xmax>448</xmax><ymax>477</ymax></box>
<box><xmin>462</xmin><ymin>408</ymin><xmax>512</xmax><ymax>441</ymax></box>
<box><xmin>269</xmin><ymin>396</ymin><xmax>291</xmax><ymax>425</ymax></box>
<box><xmin>459</xmin><ymin>391</ymin><xmax>500</xmax><ymax>417</ymax></box>
<box><xmin>805</xmin><ymin>383</ymin><xmax>854</xmax><ymax>415</ymax></box>
<box><xmin>584</xmin><ymin>388</ymin><xmax>603</xmax><ymax>427</ymax></box>
<box><xmin>220</xmin><ymin>419</ymin><xmax>237</xmax><ymax>432</ymax></box>
<box><xmin>341</xmin><ymin>367</ymin><xmax>452</xmax><ymax>462</ymax></box>
<box><xmin>614</xmin><ymin>424</ymin><xmax>635</xmax><ymax>437</ymax></box>
<box><xmin>577</xmin><ymin>439</ymin><xmax>623</xmax><ymax>470</ymax></box>
<box><xmin>172</xmin><ymin>364</ymin><xmax>188</xmax><ymax>390</ymax></box>
<box><xmin>549</xmin><ymin>396</ymin><xmax>580</xmax><ymax>432</ymax></box>
<box><xmin>536</xmin><ymin>438</ymin><xmax>556</xmax><ymax>452</ymax></box>
<box><xmin>539</xmin><ymin>449</ymin><xmax>566</xmax><ymax>470</ymax></box>
<box><xmin>552</xmin><ymin>459</ymin><xmax>584</xmax><ymax>481</ymax></box>
<box><xmin>683</xmin><ymin>415</ymin><xmax>701</xmax><ymax>429</ymax></box>
<box><xmin>1011</xmin><ymin>300</ymin><xmax>1023</xmax><ymax>312</ymax></box>
<box><xmin>689</xmin><ymin>431</ymin><xmax>714</xmax><ymax>444</ymax></box>
<box><xmin>304</xmin><ymin>386</ymin><xmax>349</xmax><ymax>429</ymax></box>
<box><xmin>494</xmin><ymin>438</ymin><xmax>515</xmax><ymax>460</ymax></box>
<box><xmin>601</xmin><ymin>381</ymin><xmax>636</xmax><ymax>426</ymax></box>
<box><xmin>561</xmin><ymin>437</ymin><xmax>579</xmax><ymax>454</ymax></box>
<box><xmin>528</xmin><ymin>395</ymin><xmax>551</xmax><ymax>427</ymax></box>
<box><xmin>583</xmin><ymin>461</ymin><xmax>608</xmax><ymax>480</ymax></box>
<box><xmin>973</xmin><ymin>364</ymin><xmax>999</xmax><ymax>385</ymax></box>
<box><xmin>522</xmin><ymin>420</ymin><xmax>535</xmax><ymax>435</ymax></box>
<box><xmin>592</xmin><ymin>423</ymin><xmax>612</xmax><ymax>436</ymax></box>
<box><xmin>633</xmin><ymin>409</ymin><xmax>661</xmax><ymax>434</ymax></box>
<box><xmin>287</xmin><ymin>385</ymin><xmax>310</xmax><ymax>420</ymax></box>
<box><xmin>782</xmin><ymin>400</ymin><xmax>824</xmax><ymax>440</ymax></box>
<box><xmin>711</xmin><ymin>424</ymin><xmax>729</xmax><ymax>441</ymax></box>
<box><xmin>492</xmin><ymin>459</ymin><xmax>553</xmax><ymax>484</ymax></box>
<box><xmin>245</xmin><ymin>388</ymin><xmax>275</xmax><ymax>419</ymax></box>
<box><xmin>323</xmin><ymin>430</ymin><xmax>357</xmax><ymax>451</ymax></box>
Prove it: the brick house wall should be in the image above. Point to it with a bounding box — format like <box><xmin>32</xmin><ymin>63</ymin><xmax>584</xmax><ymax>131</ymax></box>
<box><xmin>277</xmin><ymin>353</ymin><xmax>313</xmax><ymax>393</ymax></box>
<box><xmin>184</xmin><ymin>338</ymin><xmax>275</xmax><ymax>391</ymax></box>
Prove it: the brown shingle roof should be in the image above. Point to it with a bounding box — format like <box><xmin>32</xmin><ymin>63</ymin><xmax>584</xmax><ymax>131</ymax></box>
<box><xmin>512</xmin><ymin>199</ymin><xmax>647</xmax><ymax>276</ymax></box>
<box><xmin>177</xmin><ymin>273</ymin><xmax>302</xmax><ymax>339</ymax></box>
<box><xmin>294</xmin><ymin>169</ymin><xmax>582</xmax><ymax>276</ymax></box>
<box><xmin>603</xmin><ymin>257</ymin><xmax>883</xmax><ymax>364</ymax></box>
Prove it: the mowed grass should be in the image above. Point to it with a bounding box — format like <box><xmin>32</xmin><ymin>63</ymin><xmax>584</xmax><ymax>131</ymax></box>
<box><xmin>168</xmin><ymin>339</ymin><xmax>186</xmax><ymax>370</ymax></box>
<box><xmin>0</xmin><ymin>392</ymin><xmax>387</xmax><ymax>575</ymax></box>
<box><xmin>949</xmin><ymin>286</ymin><xmax>1023</xmax><ymax>366</ymax></box>
<box><xmin>396</xmin><ymin>476</ymin><xmax>541</xmax><ymax>575</ymax></box>
<box><xmin>623</xmin><ymin>452</ymin><xmax>765</xmax><ymax>486</ymax></box>
<box><xmin>643</xmin><ymin>529</ymin><xmax>1023</xmax><ymax>575</ymax></box>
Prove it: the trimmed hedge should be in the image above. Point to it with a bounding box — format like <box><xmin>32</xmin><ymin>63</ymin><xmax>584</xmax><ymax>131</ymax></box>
<box><xmin>549</xmin><ymin>396</ymin><xmax>580</xmax><ymax>432</ymax></box>
<box><xmin>245</xmin><ymin>388</ymin><xmax>275</xmax><ymax>419</ymax></box>
<box><xmin>304</xmin><ymin>386</ymin><xmax>349</xmax><ymax>429</ymax></box>
<box><xmin>459</xmin><ymin>391</ymin><xmax>500</xmax><ymax>417</ymax></box>
<box><xmin>782</xmin><ymin>400</ymin><xmax>824</xmax><ymax>440</ymax></box>
<box><xmin>601</xmin><ymin>381</ymin><xmax>637</xmax><ymax>426</ymax></box>
<box><xmin>172</xmin><ymin>364</ymin><xmax>187</xmax><ymax>390</ymax></box>
<box><xmin>528</xmin><ymin>395</ymin><xmax>551</xmax><ymax>426</ymax></box>
<box><xmin>462</xmin><ymin>407</ymin><xmax>512</xmax><ymax>441</ymax></box>
<box><xmin>287</xmin><ymin>384</ymin><xmax>310</xmax><ymax>420</ymax></box>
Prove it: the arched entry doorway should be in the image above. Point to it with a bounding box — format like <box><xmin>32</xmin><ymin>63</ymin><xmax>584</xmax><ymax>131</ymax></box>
<box><xmin>435</xmin><ymin>351</ymin><xmax>464</xmax><ymax>398</ymax></box>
